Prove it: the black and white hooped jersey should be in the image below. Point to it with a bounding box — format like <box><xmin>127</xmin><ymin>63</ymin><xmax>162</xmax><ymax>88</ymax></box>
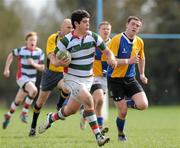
<box><xmin>12</xmin><ymin>46</ymin><xmax>44</xmax><ymax>80</ymax></box>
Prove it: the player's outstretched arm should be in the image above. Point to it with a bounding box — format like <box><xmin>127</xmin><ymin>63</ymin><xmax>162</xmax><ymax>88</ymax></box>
<box><xmin>103</xmin><ymin>47</ymin><xmax>117</xmax><ymax>68</ymax></box>
<box><xmin>3</xmin><ymin>52</ymin><xmax>14</xmax><ymax>78</ymax></box>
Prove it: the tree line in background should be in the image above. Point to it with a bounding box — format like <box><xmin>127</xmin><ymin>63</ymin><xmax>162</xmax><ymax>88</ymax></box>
<box><xmin>0</xmin><ymin>0</ymin><xmax>180</xmax><ymax>105</ymax></box>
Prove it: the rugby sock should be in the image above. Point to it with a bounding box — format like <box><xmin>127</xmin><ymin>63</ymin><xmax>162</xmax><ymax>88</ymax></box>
<box><xmin>50</xmin><ymin>107</ymin><xmax>66</xmax><ymax>123</ymax></box>
<box><xmin>21</xmin><ymin>96</ymin><xmax>33</xmax><ymax>115</ymax></box>
<box><xmin>31</xmin><ymin>104</ymin><xmax>41</xmax><ymax>129</ymax></box>
<box><xmin>56</xmin><ymin>90</ymin><xmax>69</xmax><ymax>110</ymax></box>
<box><xmin>7</xmin><ymin>101</ymin><xmax>19</xmax><ymax>117</ymax></box>
<box><xmin>126</xmin><ymin>99</ymin><xmax>137</xmax><ymax>109</ymax></box>
<box><xmin>97</xmin><ymin>116</ymin><xmax>104</xmax><ymax>129</ymax></box>
<box><xmin>84</xmin><ymin>110</ymin><xmax>101</xmax><ymax>138</ymax></box>
<box><xmin>116</xmin><ymin>117</ymin><xmax>126</xmax><ymax>136</ymax></box>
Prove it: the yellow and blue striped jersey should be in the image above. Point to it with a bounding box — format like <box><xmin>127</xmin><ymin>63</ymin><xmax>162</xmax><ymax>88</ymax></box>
<box><xmin>46</xmin><ymin>32</ymin><xmax>64</xmax><ymax>72</ymax></box>
<box><xmin>107</xmin><ymin>33</ymin><xmax>145</xmax><ymax>78</ymax></box>
<box><xmin>93</xmin><ymin>38</ymin><xmax>111</xmax><ymax>77</ymax></box>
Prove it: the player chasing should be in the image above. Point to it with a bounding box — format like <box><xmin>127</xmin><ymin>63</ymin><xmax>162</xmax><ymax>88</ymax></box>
<box><xmin>29</xmin><ymin>19</ymin><xmax>73</xmax><ymax>136</ymax></box>
<box><xmin>2</xmin><ymin>32</ymin><xmax>45</xmax><ymax>129</ymax></box>
<box><xmin>107</xmin><ymin>16</ymin><xmax>148</xmax><ymax>141</ymax></box>
<box><xmin>80</xmin><ymin>21</ymin><xmax>112</xmax><ymax>136</ymax></box>
<box><xmin>38</xmin><ymin>9</ymin><xmax>117</xmax><ymax>146</ymax></box>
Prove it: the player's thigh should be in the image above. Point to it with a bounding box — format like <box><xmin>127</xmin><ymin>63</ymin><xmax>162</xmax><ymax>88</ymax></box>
<box><xmin>92</xmin><ymin>89</ymin><xmax>104</xmax><ymax>105</ymax></box>
<box><xmin>57</xmin><ymin>79</ymin><xmax>70</xmax><ymax>93</ymax></box>
<box><xmin>132</xmin><ymin>91</ymin><xmax>148</xmax><ymax>109</ymax></box>
<box><xmin>14</xmin><ymin>89</ymin><xmax>27</xmax><ymax>103</ymax></box>
<box><xmin>25</xmin><ymin>81</ymin><xmax>38</xmax><ymax>94</ymax></box>
<box><xmin>64</xmin><ymin>74</ymin><xmax>93</xmax><ymax>104</ymax></box>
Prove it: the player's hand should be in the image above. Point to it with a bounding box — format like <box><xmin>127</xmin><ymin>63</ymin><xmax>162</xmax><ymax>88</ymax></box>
<box><xmin>28</xmin><ymin>58</ymin><xmax>34</xmax><ymax>65</ymax></box>
<box><xmin>129</xmin><ymin>55</ymin><xmax>140</xmax><ymax>64</ymax></box>
<box><xmin>111</xmin><ymin>59</ymin><xmax>118</xmax><ymax>68</ymax></box>
<box><xmin>55</xmin><ymin>57</ymin><xmax>71</xmax><ymax>67</ymax></box>
<box><xmin>3</xmin><ymin>69</ymin><xmax>10</xmax><ymax>78</ymax></box>
<box><xmin>108</xmin><ymin>59</ymin><xmax>117</xmax><ymax>68</ymax></box>
<box><xmin>140</xmin><ymin>74</ymin><xmax>148</xmax><ymax>84</ymax></box>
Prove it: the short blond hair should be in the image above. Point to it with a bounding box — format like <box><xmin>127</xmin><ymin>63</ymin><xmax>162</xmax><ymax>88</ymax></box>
<box><xmin>98</xmin><ymin>21</ymin><xmax>111</xmax><ymax>29</ymax></box>
<box><xmin>25</xmin><ymin>32</ymin><xmax>37</xmax><ymax>41</ymax></box>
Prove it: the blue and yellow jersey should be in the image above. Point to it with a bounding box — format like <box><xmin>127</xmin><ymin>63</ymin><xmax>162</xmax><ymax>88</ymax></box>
<box><xmin>93</xmin><ymin>38</ymin><xmax>111</xmax><ymax>77</ymax></box>
<box><xmin>46</xmin><ymin>32</ymin><xmax>64</xmax><ymax>72</ymax></box>
<box><xmin>107</xmin><ymin>33</ymin><xmax>145</xmax><ymax>78</ymax></box>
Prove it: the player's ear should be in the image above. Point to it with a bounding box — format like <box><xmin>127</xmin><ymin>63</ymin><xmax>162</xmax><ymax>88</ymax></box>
<box><xmin>74</xmin><ymin>21</ymin><xmax>79</xmax><ymax>28</ymax></box>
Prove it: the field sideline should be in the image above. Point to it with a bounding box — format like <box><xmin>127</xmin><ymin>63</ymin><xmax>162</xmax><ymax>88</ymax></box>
<box><xmin>0</xmin><ymin>106</ymin><xmax>180</xmax><ymax>148</ymax></box>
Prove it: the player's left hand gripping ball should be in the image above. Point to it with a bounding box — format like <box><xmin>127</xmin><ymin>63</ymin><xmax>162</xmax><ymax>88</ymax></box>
<box><xmin>56</xmin><ymin>50</ymin><xmax>71</xmax><ymax>66</ymax></box>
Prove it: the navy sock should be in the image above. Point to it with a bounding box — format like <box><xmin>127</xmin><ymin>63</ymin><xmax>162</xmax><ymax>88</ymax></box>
<box><xmin>97</xmin><ymin>116</ymin><xmax>104</xmax><ymax>128</ymax></box>
<box><xmin>116</xmin><ymin>117</ymin><xmax>126</xmax><ymax>135</ymax></box>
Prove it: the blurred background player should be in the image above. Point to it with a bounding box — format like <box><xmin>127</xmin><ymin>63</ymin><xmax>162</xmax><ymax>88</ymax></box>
<box><xmin>28</xmin><ymin>18</ymin><xmax>73</xmax><ymax>136</ymax></box>
<box><xmin>38</xmin><ymin>9</ymin><xmax>117</xmax><ymax>146</ymax></box>
<box><xmin>80</xmin><ymin>21</ymin><xmax>112</xmax><ymax>135</ymax></box>
<box><xmin>107</xmin><ymin>16</ymin><xmax>148</xmax><ymax>141</ymax></box>
<box><xmin>3</xmin><ymin>32</ymin><xmax>45</xmax><ymax>129</ymax></box>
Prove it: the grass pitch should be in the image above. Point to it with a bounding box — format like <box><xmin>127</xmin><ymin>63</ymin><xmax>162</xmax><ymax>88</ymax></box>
<box><xmin>0</xmin><ymin>106</ymin><xmax>180</xmax><ymax>148</ymax></box>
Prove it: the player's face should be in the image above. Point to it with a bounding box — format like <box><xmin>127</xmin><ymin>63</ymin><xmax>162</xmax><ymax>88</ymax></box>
<box><xmin>78</xmin><ymin>17</ymin><xmax>90</xmax><ymax>34</ymax></box>
<box><xmin>26</xmin><ymin>35</ymin><xmax>37</xmax><ymax>50</ymax></box>
<box><xmin>126</xmin><ymin>19</ymin><xmax>142</xmax><ymax>36</ymax></box>
<box><xmin>62</xmin><ymin>21</ymin><xmax>73</xmax><ymax>36</ymax></box>
<box><xmin>99</xmin><ymin>24</ymin><xmax>111</xmax><ymax>41</ymax></box>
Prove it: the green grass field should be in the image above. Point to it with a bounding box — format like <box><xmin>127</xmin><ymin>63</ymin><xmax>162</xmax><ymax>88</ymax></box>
<box><xmin>0</xmin><ymin>106</ymin><xmax>180</xmax><ymax>148</ymax></box>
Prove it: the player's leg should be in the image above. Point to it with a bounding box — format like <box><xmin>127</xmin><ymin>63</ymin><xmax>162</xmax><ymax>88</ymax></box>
<box><xmin>39</xmin><ymin>75</ymin><xmax>109</xmax><ymax>146</ymax></box>
<box><xmin>56</xmin><ymin>79</ymin><xmax>70</xmax><ymax>110</ymax></box>
<box><xmin>92</xmin><ymin>86</ymin><xmax>108</xmax><ymax>134</ymax></box>
<box><xmin>115</xmin><ymin>99</ymin><xmax>128</xmax><ymax>141</ymax></box>
<box><xmin>108</xmin><ymin>77</ymin><xmax>127</xmax><ymax>141</ymax></box>
<box><xmin>78</xmin><ymin>86</ymin><xmax>110</xmax><ymax>146</ymax></box>
<box><xmin>21</xmin><ymin>96</ymin><xmax>34</xmax><ymax>123</ymax></box>
<box><xmin>3</xmin><ymin>89</ymin><xmax>26</xmax><ymax>129</ymax></box>
<box><xmin>29</xmin><ymin>69</ymin><xmax>63</xmax><ymax>136</ymax></box>
<box><xmin>126</xmin><ymin>78</ymin><xmax>148</xmax><ymax>110</ymax></box>
<box><xmin>80</xmin><ymin>78</ymin><xmax>108</xmax><ymax>132</ymax></box>
<box><xmin>38</xmin><ymin>94</ymin><xmax>80</xmax><ymax>134</ymax></box>
<box><xmin>131</xmin><ymin>92</ymin><xmax>148</xmax><ymax>110</ymax></box>
<box><xmin>29</xmin><ymin>90</ymin><xmax>51</xmax><ymax>136</ymax></box>
<box><xmin>20</xmin><ymin>81</ymin><xmax>38</xmax><ymax>123</ymax></box>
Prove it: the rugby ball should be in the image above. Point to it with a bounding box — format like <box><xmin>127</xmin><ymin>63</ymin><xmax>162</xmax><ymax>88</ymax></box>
<box><xmin>56</xmin><ymin>50</ymin><xmax>71</xmax><ymax>61</ymax></box>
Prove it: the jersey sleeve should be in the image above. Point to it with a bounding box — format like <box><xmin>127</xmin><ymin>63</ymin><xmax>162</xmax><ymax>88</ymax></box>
<box><xmin>39</xmin><ymin>50</ymin><xmax>45</xmax><ymax>64</ymax></box>
<box><xmin>54</xmin><ymin>37</ymin><xmax>68</xmax><ymax>54</ymax></box>
<box><xmin>46</xmin><ymin>34</ymin><xmax>56</xmax><ymax>55</ymax></box>
<box><xmin>92</xmin><ymin>32</ymin><xmax>106</xmax><ymax>51</ymax></box>
<box><xmin>138</xmin><ymin>38</ymin><xmax>145</xmax><ymax>59</ymax></box>
<box><xmin>12</xmin><ymin>48</ymin><xmax>21</xmax><ymax>56</ymax></box>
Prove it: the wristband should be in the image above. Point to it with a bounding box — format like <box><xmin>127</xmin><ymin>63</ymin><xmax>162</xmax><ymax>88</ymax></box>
<box><xmin>125</xmin><ymin>59</ymin><xmax>129</xmax><ymax>64</ymax></box>
<box><xmin>140</xmin><ymin>74</ymin><xmax>145</xmax><ymax>77</ymax></box>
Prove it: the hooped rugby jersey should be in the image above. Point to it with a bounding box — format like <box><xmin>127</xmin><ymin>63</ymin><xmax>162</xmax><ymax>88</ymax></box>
<box><xmin>55</xmin><ymin>31</ymin><xmax>106</xmax><ymax>78</ymax></box>
<box><xmin>107</xmin><ymin>33</ymin><xmax>145</xmax><ymax>78</ymax></box>
<box><xmin>93</xmin><ymin>38</ymin><xmax>111</xmax><ymax>77</ymax></box>
<box><xmin>12</xmin><ymin>46</ymin><xmax>44</xmax><ymax>80</ymax></box>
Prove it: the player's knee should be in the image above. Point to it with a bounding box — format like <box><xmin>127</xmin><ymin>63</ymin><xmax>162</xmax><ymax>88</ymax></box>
<box><xmin>120</xmin><ymin>111</ymin><xmax>127</xmax><ymax>118</ymax></box>
<box><xmin>29</xmin><ymin>88</ymin><xmax>38</xmax><ymax>98</ymax></box>
<box><xmin>137</xmin><ymin>101</ymin><xmax>148</xmax><ymax>110</ymax></box>
<box><xmin>96</xmin><ymin>98</ymin><xmax>103</xmax><ymax>108</ymax></box>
